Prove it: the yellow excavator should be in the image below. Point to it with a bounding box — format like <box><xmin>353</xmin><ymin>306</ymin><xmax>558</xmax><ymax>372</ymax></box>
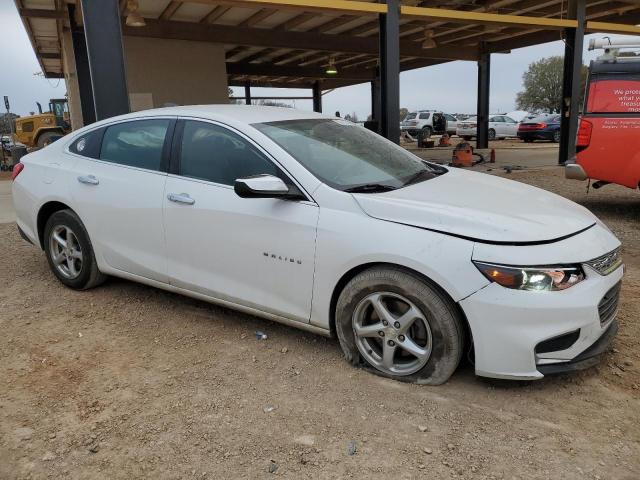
<box><xmin>14</xmin><ymin>99</ymin><xmax>71</xmax><ymax>148</ymax></box>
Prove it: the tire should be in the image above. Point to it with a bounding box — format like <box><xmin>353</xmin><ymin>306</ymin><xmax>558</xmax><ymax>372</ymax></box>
<box><xmin>335</xmin><ymin>267</ymin><xmax>464</xmax><ymax>385</ymax></box>
<box><xmin>420</xmin><ymin>126</ymin><xmax>432</xmax><ymax>139</ymax></box>
<box><xmin>552</xmin><ymin>130</ymin><xmax>560</xmax><ymax>143</ymax></box>
<box><xmin>36</xmin><ymin>131</ymin><xmax>59</xmax><ymax>148</ymax></box>
<box><xmin>488</xmin><ymin>129</ymin><xmax>496</xmax><ymax>141</ymax></box>
<box><xmin>44</xmin><ymin>209</ymin><xmax>106</xmax><ymax>290</ymax></box>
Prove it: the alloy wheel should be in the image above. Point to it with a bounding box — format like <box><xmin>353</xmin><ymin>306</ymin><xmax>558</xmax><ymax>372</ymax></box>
<box><xmin>49</xmin><ymin>225</ymin><xmax>83</xmax><ymax>279</ymax></box>
<box><xmin>352</xmin><ymin>292</ymin><xmax>433</xmax><ymax>376</ymax></box>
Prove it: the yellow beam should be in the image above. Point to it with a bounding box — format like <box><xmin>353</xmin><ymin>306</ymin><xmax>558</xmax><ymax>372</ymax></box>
<box><xmin>586</xmin><ymin>21</ymin><xmax>640</xmax><ymax>35</ymax></box>
<box><xmin>400</xmin><ymin>6</ymin><xmax>577</xmax><ymax>30</ymax></box>
<box><xmin>183</xmin><ymin>0</ymin><xmax>387</xmax><ymax>16</ymax></box>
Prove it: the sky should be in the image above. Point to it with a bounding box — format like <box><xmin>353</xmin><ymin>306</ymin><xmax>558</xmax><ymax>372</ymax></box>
<box><xmin>0</xmin><ymin>1</ymin><xmax>636</xmax><ymax>118</ymax></box>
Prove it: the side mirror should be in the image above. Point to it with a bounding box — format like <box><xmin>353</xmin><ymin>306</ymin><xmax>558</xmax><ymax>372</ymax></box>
<box><xmin>234</xmin><ymin>174</ymin><xmax>303</xmax><ymax>200</ymax></box>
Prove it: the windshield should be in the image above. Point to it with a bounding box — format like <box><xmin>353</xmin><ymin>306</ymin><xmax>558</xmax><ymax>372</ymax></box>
<box><xmin>253</xmin><ymin>119</ymin><xmax>443</xmax><ymax>191</ymax></box>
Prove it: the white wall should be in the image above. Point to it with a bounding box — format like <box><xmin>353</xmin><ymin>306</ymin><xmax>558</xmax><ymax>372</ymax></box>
<box><xmin>123</xmin><ymin>36</ymin><xmax>229</xmax><ymax>110</ymax></box>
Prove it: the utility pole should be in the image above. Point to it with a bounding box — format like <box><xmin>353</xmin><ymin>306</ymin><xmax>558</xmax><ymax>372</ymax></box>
<box><xmin>4</xmin><ymin>96</ymin><xmax>15</xmax><ymax>140</ymax></box>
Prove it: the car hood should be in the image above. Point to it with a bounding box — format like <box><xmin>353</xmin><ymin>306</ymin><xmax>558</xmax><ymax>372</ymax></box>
<box><xmin>352</xmin><ymin>168</ymin><xmax>596</xmax><ymax>244</ymax></box>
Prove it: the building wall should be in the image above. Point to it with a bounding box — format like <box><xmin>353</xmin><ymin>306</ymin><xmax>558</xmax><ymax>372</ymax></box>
<box><xmin>123</xmin><ymin>36</ymin><xmax>229</xmax><ymax>111</ymax></box>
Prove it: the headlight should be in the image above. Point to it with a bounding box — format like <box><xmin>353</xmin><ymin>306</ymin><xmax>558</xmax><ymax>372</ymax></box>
<box><xmin>473</xmin><ymin>261</ymin><xmax>585</xmax><ymax>291</ymax></box>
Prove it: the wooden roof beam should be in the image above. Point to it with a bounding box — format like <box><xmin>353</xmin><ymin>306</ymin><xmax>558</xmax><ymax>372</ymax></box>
<box><xmin>123</xmin><ymin>18</ymin><xmax>481</xmax><ymax>61</ymax></box>
<box><xmin>184</xmin><ymin>0</ymin><xmax>386</xmax><ymax>16</ymax></box>
<box><xmin>160</xmin><ymin>1</ymin><xmax>182</xmax><ymax>20</ymax></box>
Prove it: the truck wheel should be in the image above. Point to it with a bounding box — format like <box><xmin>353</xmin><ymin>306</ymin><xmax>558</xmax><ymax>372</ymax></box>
<box><xmin>335</xmin><ymin>267</ymin><xmax>464</xmax><ymax>385</ymax></box>
<box><xmin>36</xmin><ymin>131</ymin><xmax>60</xmax><ymax>148</ymax></box>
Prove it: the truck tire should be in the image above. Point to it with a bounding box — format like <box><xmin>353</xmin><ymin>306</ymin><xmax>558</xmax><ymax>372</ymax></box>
<box><xmin>36</xmin><ymin>131</ymin><xmax>61</xmax><ymax>148</ymax></box>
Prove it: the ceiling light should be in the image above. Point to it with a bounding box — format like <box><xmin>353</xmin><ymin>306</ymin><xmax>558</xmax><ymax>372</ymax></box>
<box><xmin>126</xmin><ymin>0</ymin><xmax>146</xmax><ymax>27</ymax></box>
<box><xmin>422</xmin><ymin>29</ymin><xmax>437</xmax><ymax>49</ymax></box>
<box><xmin>326</xmin><ymin>58</ymin><xmax>338</xmax><ymax>75</ymax></box>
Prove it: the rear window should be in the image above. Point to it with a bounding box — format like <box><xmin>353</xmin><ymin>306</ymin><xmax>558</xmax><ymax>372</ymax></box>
<box><xmin>586</xmin><ymin>75</ymin><xmax>640</xmax><ymax>114</ymax></box>
<box><xmin>405</xmin><ymin>113</ymin><xmax>417</xmax><ymax>120</ymax></box>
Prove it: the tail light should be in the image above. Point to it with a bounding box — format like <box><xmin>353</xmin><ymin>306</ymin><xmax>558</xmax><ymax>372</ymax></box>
<box><xmin>11</xmin><ymin>162</ymin><xmax>24</xmax><ymax>181</ymax></box>
<box><xmin>576</xmin><ymin>119</ymin><xmax>593</xmax><ymax>149</ymax></box>
<box><xmin>519</xmin><ymin>123</ymin><xmax>547</xmax><ymax>131</ymax></box>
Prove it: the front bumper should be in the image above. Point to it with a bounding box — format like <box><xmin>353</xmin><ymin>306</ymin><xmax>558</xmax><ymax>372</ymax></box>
<box><xmin>400</xmin><ymin>126</ymin><xmax>419</xmax><ymax>136</ymax></box>
<box><xmin>537</xmin><ymin>320</ymin><xmax>617</xmax><ymax>375</ymax></box>
<box><xmin>460</xmin><ymin>263</ymin><xmax>623</xmax><ymax>380</ymax></box>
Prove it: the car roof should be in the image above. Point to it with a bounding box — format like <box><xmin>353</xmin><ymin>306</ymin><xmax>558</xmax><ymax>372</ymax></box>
<box><xmin>88</xmin><ymin>105</ymin><xmax>332</xmax><ymax>128</ymax></box>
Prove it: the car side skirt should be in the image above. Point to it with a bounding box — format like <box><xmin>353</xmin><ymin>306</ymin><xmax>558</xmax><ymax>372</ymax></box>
<box><xmin>101</xmin><ymin>267</ymin><xmax>333</xmax><ymax>338</ymax></box>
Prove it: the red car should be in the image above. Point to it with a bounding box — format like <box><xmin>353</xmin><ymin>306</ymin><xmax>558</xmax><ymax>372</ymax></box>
<box><xmin>566</xmin><ymin>43</ymin><xmax>640</xmax><ymax>189</ymax></box>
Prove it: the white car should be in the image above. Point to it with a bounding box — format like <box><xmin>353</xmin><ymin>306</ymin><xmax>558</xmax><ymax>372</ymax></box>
<box><xmin>12</xmin><ymin>106</ymin><xmax>623</xmax><ymax>384</ymax></box>
<box><xmin>456</xmin><ymin>114</ymin><xmax>519</xmax><ymax>140</ymax></box>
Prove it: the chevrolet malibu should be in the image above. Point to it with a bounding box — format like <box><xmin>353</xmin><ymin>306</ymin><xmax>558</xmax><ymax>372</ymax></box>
<box><xmin>12</xmin><ymin>106</ymin><xmax>623</xmax><ymax>385</ymax></box>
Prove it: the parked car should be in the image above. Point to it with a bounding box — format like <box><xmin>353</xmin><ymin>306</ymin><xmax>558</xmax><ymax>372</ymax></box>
<box><xmin>400</xmin><ymin>110</ymin><xmax>457</xmax><ymax>138</ymax></box>
<box><xmin>12</xmin><ymin>106</ymin><xmax>623</xmax><ymax>385</ymax></box>
<box><xmin>457</xmin><ymin>114</ymin><xmax>519</xmax><ymax>140</ymax></box>
<box><xmin>517</xmin><ymin>114</ymin><xmax>562</xmax><ymax>143</ymax></box>
<box><xmin>566</xmin><ymin>40</ymin><xmax>640</xmax><ymax>190</ymax></box>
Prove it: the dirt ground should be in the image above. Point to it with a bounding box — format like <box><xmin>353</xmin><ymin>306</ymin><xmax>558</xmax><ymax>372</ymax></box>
<box><xmin>0</xmin><ymin>167</ymin><xmax>638</xmax><ymax>480</ymax></box>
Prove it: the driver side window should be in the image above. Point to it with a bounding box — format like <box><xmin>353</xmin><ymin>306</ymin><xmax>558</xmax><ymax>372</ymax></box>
<box><xmin>179</xmin><ymin>120</ymin><xmax>280</xmax><ymax>186</ymax></box>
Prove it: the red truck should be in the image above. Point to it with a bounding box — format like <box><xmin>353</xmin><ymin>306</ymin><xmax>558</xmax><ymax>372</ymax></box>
<box><xmin>566</xmin><ymin>39</ymin><xmax>640</xmax><ymax>189</ymax></box>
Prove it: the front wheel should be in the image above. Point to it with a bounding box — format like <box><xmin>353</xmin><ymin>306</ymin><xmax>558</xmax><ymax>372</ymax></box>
<box><xmin>335</xmin><ymin>267</ymin><xmax>464</xmax><ymax>385</ymax></box>
<box><xmin>552</xmin><ymin>130</ymin><xmax>561</xmax><ymax>143</ymax></box>
<box><xmin>44</xmin><ymin>209</ymin><xmax>106</xmax><ymax>290</ymax></box>
<box><xmin>488</xmin><ymin>129</ymin><xmax>496</xmax><ymax>141</ymax></box>
<box><xmin>420</xmin><ymin>126</ymin><xmax>432</xmax><ymax>139</ymax></box>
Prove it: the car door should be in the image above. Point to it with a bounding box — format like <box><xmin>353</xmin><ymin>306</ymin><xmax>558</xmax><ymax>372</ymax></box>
<box><xmin>502</xmin><ymin>116</ymin><xmax>519</xmax><ymax>137</ymax></box>
<box><xmin>488</xmin><ymin>116</ymin><xmax>505</xmax><ymax>137</ymax></box>
<box><xmin>69</xmin><ymin>117</ymin><xmax>174</xmax><ymax>283</ymax></box>
<box><xmin>163</xmin><ymin>119</ymin><xmax>319</xmax><ymax>322</ymax></box>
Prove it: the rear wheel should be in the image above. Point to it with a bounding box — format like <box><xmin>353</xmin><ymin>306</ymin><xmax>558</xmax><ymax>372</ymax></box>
<box><xmin>335</xmin><ymin>267</ymin><xmax>463</xmax><ymax>385</ymax></box>
<box><xmin>44</xmin><ymin>209</ymin><xmax>106</xmax><ymax>290</ymax></box>
<box><xmin>552</xmin><ymin>130</ymin><xmax>561</xmax><ymax>143</ymax></box>
<box><xmin>488</xmin><ymin>129</ymin><xmax>496</xmax><ymax>141</ymax></box>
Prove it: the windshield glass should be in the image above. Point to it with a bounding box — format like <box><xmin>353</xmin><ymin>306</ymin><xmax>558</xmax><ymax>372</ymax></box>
<box><xmin>253</xmin><ymin>119</ymin><xmax>442</xmax><ymax>191</ymax></box>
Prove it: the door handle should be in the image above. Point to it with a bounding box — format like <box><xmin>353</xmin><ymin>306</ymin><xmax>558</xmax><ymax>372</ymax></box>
<box><xmin>167</xmin><ymin>193</ymin><xmax>195</xmax><ymax>205</ymax></box>
<box><xmin>77</xmin><ymin>175</ymin><xmax>99</xmax><ymax>186</ymax></box>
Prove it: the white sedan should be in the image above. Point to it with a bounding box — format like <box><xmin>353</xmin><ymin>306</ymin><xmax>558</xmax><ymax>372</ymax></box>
<box><xmin>456</xmin><ymin>114</ymin><xmax>519</xmax><ymax>140</ymax></box>
<box><xmin>12</xmin><ymin>106</ymin><xmax>623</xmax><ymax>384</ymax></box>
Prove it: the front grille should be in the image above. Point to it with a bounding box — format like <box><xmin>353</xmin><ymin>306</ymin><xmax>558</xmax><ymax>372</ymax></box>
<box><xmin>598</xmin><ymin>282</ymin><xmax>622</xmax><ymax>326</ymax></box>
<box><xmin>586</xmin><ymin>247</ymin><xmax>622</xmax><ymax>275</ymax></box>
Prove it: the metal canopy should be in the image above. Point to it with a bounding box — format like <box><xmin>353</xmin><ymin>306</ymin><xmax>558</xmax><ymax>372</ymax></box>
<box><xmin>15</xmin><ymin>0</ymin><xmax>640</xmax><ymax>87</ymax></box>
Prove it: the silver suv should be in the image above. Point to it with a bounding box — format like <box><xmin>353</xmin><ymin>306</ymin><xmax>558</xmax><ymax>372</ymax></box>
<box><xmin>400</xmin><ymin>111</ymin><xmax>458</xmax><ymax>138</ymax></box>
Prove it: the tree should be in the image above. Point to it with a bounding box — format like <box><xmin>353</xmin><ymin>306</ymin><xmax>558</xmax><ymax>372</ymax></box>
<box><xmin>516</xmin><ymin>56</ymin><xmax>587</xmax><ymax>114</ymax></box>
<box><xmin>399</xmin><ymin>108</ymin><xmax>409</xmax><ymax>121</ymax></box>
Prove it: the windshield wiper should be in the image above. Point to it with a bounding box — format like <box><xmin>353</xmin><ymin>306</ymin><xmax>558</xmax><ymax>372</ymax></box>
<box><xmin>402</xmin><ymin>168</ymin><xmax>436</xmax><ymax>186</ymax></box>
<box><xmin>344</xmin><ymin>183</ymin><xmax>397</xmax><ymax>193</ymax></box>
